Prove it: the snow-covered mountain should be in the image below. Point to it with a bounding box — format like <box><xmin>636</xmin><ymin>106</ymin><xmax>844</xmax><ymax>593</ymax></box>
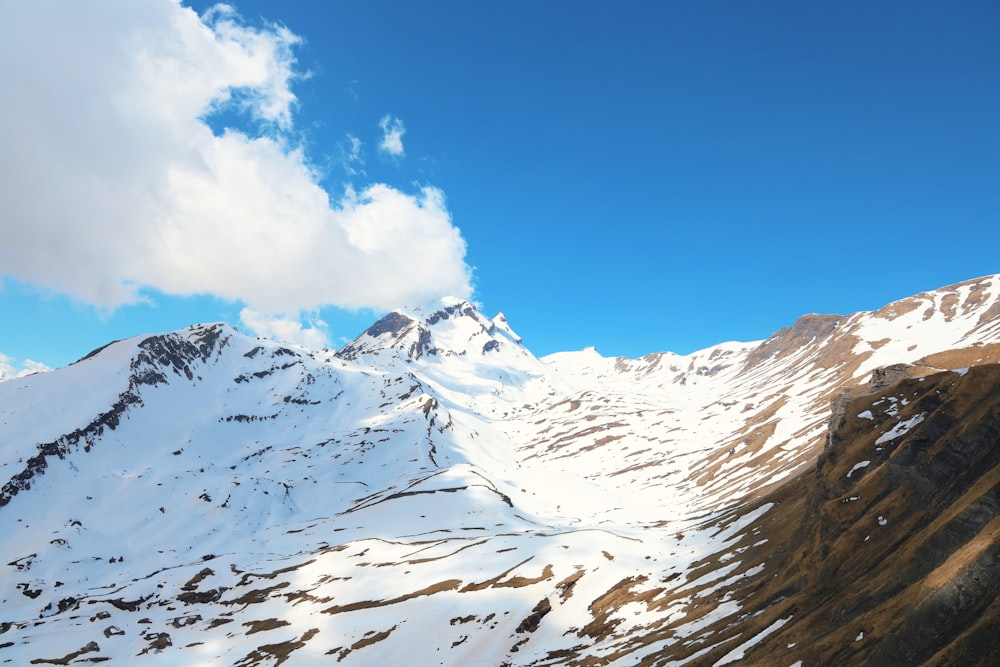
<box><xmin>2</xmin><ymin>275</ymin><xmax>1000</xmax><ymax>665</ymax></box>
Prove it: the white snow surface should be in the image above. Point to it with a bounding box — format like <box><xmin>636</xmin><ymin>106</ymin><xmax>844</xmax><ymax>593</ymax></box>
<box><xmin>713</xmin><ymin>616</ymin><xmax>792</xmax><ymax>666</ymax></box>
<box><xmin>876</xmin><ymin>414</ymin><xmax>927</xmax><ymax>445</ymax></box>
<box><xmin>846</xmin><ymin>460</ymin><xmax>872</xmax><ymax>478</ymax></box>
<box><xmin>1</xmin><ymin>277</ymin><xmax>999</xmax><ymax>665</ymax></box>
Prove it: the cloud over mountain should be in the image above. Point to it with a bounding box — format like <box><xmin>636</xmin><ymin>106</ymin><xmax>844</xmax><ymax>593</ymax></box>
<box><xmin>0</xmin><ymin>0</ymin><xmax>472</xmax><ymax>314</ymax></box>
<box><xmin>0</xmin><ymin>353</ymin><xmax>49</xmax><ymax>383</ymax></box>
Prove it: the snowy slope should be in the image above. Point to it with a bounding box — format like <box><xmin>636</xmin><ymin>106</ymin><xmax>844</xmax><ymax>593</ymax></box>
<box><xmin>528</xmin><ymin>275</ymin><xmax>1000</xmax><ymax>520</ymax></box>
<box><xmin>1</xmin><ymin>278</ymin><xmax>999</xmax><ymax>665</ymax></box>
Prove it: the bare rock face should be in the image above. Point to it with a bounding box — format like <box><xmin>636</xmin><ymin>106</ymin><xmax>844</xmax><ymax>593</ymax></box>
<box><xmin>866</xmin><ymin>362</ymin><xmax>915</xmax><ymax>391</ymax></box>
<box><xmin>337</xmin><ymin>311</ymin><xmax>430</xmax><ymax>360</ymax></box>
<box><xmin>132</xmin><ymin>323</ymin><xmax>230</xmax><ymax>382</ymax></box>
<box><xmin>744</xmin><ymin>312</ymin><xmax>843</xmax><ymax>368</ymax></box>
<box><xmin>699</xmin><ymin>364</ymin><xmax>1000</xmax><ymax>666</ymax></box>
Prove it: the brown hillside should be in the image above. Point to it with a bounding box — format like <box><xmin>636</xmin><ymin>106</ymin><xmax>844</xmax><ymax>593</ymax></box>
<box><xmin>677</xmin><ymin>364</ymin><xmax>1000</xmax><ymax>666</ymax></box>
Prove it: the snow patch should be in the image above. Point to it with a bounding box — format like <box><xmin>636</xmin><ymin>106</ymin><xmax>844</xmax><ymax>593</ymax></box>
<box><xmin>875</xmin><ymin>414</ymin><xmax>926</xmax><ymax>445</ymax></box>
<box><xmin>713</xmin><ymin>616</ymin><xmax>791</xmax><ymax>666</ymax></box>
<box><xmin>846</xmin><ymin>460</ymin><xmax>871</xmax><ymax>478</ymax></box>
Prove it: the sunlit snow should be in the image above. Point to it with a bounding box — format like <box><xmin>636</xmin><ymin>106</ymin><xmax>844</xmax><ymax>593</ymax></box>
<box><xmin>2</xmin><ymin>276</ymin><xmax>999</xmax><ymax>665</ymax></box>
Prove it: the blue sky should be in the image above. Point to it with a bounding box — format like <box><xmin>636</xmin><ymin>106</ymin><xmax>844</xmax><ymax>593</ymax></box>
<box><xmin>2</xmin><ymin>1</ymin><xmax>999</xmax><ymax>374</ymax></box>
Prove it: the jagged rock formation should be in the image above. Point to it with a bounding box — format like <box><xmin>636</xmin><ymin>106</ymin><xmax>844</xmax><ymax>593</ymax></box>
<box><xmin>1</xmin><ymin>276</ymin><xmax>999</xmax><ymax>665</ymax></box>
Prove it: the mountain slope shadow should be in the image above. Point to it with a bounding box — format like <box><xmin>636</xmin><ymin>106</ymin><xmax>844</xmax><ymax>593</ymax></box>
<box><xmin>684</xmin><ymin>364</ymin><xmax>1000</xmax><ymax>666</ymax></box>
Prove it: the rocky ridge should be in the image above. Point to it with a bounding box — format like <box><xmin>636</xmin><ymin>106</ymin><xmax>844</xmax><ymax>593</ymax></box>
<box><xmin>0</xmin><ymin>275</ymin><xmax>999</xmax><ymax>665</ymax></box>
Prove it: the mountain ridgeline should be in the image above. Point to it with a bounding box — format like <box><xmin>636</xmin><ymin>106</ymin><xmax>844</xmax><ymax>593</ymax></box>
<box><xmin>1</xmin><ymin>279</ymin><xmax>1000</xmax><ymax>665</ymax></box>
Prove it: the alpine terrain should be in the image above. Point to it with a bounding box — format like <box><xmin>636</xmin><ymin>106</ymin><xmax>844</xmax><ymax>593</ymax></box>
<box><xmin>2</xmin><ymin>274</ymin><xmax>1000</xmax><ymax>666</ymax></box>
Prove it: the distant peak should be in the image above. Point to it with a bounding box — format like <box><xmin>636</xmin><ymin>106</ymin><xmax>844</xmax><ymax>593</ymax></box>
<box><xmin>364</xmin><ymin>311</ymin><xmax>417</xmax><ymax>339</ymax></box>
<box><xmin>336</xmin><ymin>310</ymin><xmax>425</xmax><ymax>361</ymax></box>
<box><xmin>491</xmin><ymin>312</ymin><xmax>522</xmax><ymax>344</ymax></box>
<box><xmin>337</xmin><ymin>298</ymin><xmax>530</xmax><ymax>362</ymax></box>
<box><xmin>424</xmin><ymin>299</ymin><xmax>481</xmax><ymax>327</ymax></box>
<box><xmin>424</xmin><ymin>294</ymin><xmax>474</xmax><ymax>309</ymax></box>
<box><xmin>407</xmin><ymin>295</ymin><xmax>474</xmax><ymax>317</ymax></box>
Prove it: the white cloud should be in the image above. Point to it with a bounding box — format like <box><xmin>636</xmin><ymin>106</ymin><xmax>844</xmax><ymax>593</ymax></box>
<box><xmin>239</xmin><ymin>308</ymin><xmax>328</xmax><ymax>350</ymax></box>
<box><xmin>378</xmin><ymin>114</ymin><xmax>406</xmax><ymax>157</ymax></box>
<box><xmin>23</xmin><ymin>359</ymin><xmax>51</xmax><ymax>375</ymax></box>
<box><xmin>0</xmin><ymin>355</ymin><xmax>16</xmax><ymax>382</ymax></box>
<box><xmin>0</xmin><ymin>1</ymin><xmax>471</xmax><ymax>317</ymax></box>
<box><xmin>341</xmin><ymin>133</ymin><xmax>365</xmax><ymax>176</ymax></box>
<box><xmin>0</xmin><ymin>354</ymin><xmax>51</xmax><ymax>382</ymax></box>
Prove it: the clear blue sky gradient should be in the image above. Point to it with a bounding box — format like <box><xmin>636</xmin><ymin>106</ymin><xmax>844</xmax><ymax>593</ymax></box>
<box><xmin>3</xmin><ymin>1</ymin><xmax>999</xmax><ymax>369</ymax></box>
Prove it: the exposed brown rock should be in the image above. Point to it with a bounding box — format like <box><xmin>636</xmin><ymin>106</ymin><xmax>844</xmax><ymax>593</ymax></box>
<box><xmin>743</xmin><ymin>313</ymin><xmax>843</xmax><ymax>368</ymax></box>
<box><xmin>516</xmin><ymin>598</ymin><xmax>552</xmax><ymax>633</ymax></box>
<box><xmin>674</xmin><ymin>365</ymin><xmax>1000</xmax><ymax>666</ymax></box>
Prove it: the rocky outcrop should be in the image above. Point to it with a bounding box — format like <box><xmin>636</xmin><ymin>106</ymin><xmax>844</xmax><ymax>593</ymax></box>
<box><xmin>132</xmin><ymin>323</ymin><xmax>230</xmax><ymax>382</ymax></box>
<box><xmin>687</xmin><ymin>364</ymin><xmax>1000</xmax><ymax>666</ymax></box>
<box><xmin>0</xmin><ymin>325</ymin><xmax>230</xmax><ymax>508</ymax></box>
<box><xmin>743</xmin><ymin>312</ymin><xmax>843</xmax><ymax>368</ymax></box>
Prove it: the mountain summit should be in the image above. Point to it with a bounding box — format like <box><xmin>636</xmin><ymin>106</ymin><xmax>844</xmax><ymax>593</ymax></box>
<box><xmin>2</xmin><ymin>276</ymin><xmax>1000</xmax><ymax>665</ymax></box>
<box><xmin>337</xmin><ymin>297</ymin><xmax>521</xmax><ymax>361</ymax></box>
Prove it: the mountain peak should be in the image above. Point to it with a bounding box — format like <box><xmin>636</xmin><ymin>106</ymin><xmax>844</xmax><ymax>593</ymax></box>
<box><xmin>411</xmin><ymin>294</ymin><xmax>476</xmax><ymax>316</ymax></box>
<box><xmin>337</xmin><ymin>297</ymin><xmax>522</xmax><ymax>362</ymax></box>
